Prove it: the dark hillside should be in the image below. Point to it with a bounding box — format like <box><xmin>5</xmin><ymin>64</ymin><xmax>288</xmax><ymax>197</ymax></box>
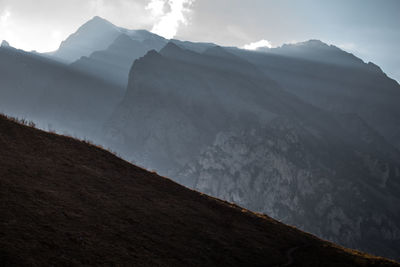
<box><xmin>0</xmin><ymin>114</ymin><xmax>398</xmax><ymax>266</ymax></box>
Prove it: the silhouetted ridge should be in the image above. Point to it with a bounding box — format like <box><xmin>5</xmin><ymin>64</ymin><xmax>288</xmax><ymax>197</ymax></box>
<box><xmin>141</xmin><ymin>49</ymin><xmax>161</xmax><ymax>61</ymax></box>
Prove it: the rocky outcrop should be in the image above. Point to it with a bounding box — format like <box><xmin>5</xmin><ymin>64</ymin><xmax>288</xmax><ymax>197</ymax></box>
<box><xmin>178</xmin><ymin>116</ymin><xmax>400</xmax><ymax>259</ymax></box>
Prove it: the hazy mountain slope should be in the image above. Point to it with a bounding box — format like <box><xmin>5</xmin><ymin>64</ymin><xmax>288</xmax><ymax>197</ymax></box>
<box><xmin>104</xmin><ymin>43</ymin><xmax>339</xmax><ymax>172</ymax></box>
<box><xmin>58</xmin><ymin>17</ymin><xmax>217</xmax><ymax>87</ymax></box>
<box><xmin>171</xmin><ymin>39</ymin><xmax>216</xmax><ymax>53</ymax></box>
<box><xmin>103</xmin><ymin>43</ymin><xmax>400</xmax><ymax>260</ymax></box>
<box><xmin>50</xmin><ymin>16</ymin><xmax>166</xmax><ymax>63</ymax></box>
<box><xmin>230</xmin><ymin>41</ymin><xmax>400</xmax><ymax>149</ymax></box>
<box><xmin>51</xmin><ymin>16</ymin><xmax>122</xmax><ymax>63</ymax></box>
<box><xmin>261</xmin><ymin>40</ymin><xmax>365</xmax><ymax>66</ymax></box>
<box><xmin>70</xmin><ymin>33</ymin><xmax>167</xmax><ymax>86</ymax></box>
<box><xmin>0</xmin><ymin>114</ymin><xmax>398</xmax><ymax>267</ymax></box>
<box><xmin>0</xmin><ymin>46</ymin><xmax>124</xmax><ymax>137</ymax></box>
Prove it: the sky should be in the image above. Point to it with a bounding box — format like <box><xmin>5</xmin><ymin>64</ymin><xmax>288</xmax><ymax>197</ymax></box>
<box><xmin>0</xmin><ymin>0</ymin><xmax>399</xmax><ymax>81</ymax></box>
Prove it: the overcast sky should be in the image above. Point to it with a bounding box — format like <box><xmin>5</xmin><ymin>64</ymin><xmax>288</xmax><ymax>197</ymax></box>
<box><xmin>0</xmin><ymin>0</ymin><xmax>399</xmax><ymax>81</ymax></box>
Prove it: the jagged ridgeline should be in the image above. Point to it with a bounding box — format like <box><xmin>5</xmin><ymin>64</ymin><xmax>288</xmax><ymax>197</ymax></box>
<box><xmin>1</xmin><ymin>16</ymin><xmax>400</xmax><ymax>262</ymax></box>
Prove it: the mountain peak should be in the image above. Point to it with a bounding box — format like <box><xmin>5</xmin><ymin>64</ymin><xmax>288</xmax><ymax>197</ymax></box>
<box><xmin>86</xmin><ymin>16</ymin><xmax>113</xmax><ymax>26</ymax></box>
<box><xmin>54</xmin><ymin>16</ymin><xmax>121</xmax><ymax>62</ymax></box>
<box><xmin>281</xmin><ymin>39</ymin><xmax>330</xmax><ymax>49</ymax></box>
<box><xmin>1</xmin><ymin>40</ymin><xmax>10</xmax><ymax>48</ymax></box>
<box><xmin>77</xmin><ymin>16</ymin><xmax>118</xmax><ymax>33</ymax></box>
<box><xmin>160</xmin><ymin>42</ymin><xmax>183</xmax><ymax>53</ymax></box>
<box><xmin>271</xmin><ymin>39</ymin><xmax>364</xmax><ymax>66</ymax></box>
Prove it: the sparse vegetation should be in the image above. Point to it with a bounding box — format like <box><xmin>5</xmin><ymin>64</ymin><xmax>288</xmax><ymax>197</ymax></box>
<box><xmin>1</xmin><ymin>113</ymin><xmax>36</xmax><ymax>128</ymax></box>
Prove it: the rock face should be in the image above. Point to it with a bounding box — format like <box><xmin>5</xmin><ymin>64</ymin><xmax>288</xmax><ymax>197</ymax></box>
<box><xmin>179</xmin><ymin>117</ymin><xmax>400</xmax><ymax>259</ymax></box>
<box><xmin>104</xmin><ymin>43</ymin><xmax>400</xmax><ymax>260</ymax></box>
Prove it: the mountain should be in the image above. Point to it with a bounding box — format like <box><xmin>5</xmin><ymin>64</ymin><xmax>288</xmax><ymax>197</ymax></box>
<box><xmin>104</xmin><ymin>42</ymin><xmax>330</xmax><ymax>172</ymax></box>
<box><xmin>50</xmin><ymin>16</ymin><xmax>121</xmax><ymax>62</ymax></box>
<box><xmin>229</xmin><ymin>40</ymin><xmax>400</xmax><ymax>149</ymax></box>
<box><xmin>55</xmin><ymin>17</ymin><xmax>217</xmax><ymax>87</ymax></box>
<box><xmin>102</xmin><ymin>43</ymin><xmax>400</xmax><ymax>260</ymax></box>
<box><xmin>259</xmin><ymin>40</ymin><xmax>365</xmax><ymax>66</ymax></box>
<box><xmin>0</xmin><ymin>114</ymin><xmax>398</xmax><ymax>266</ymax></box>
<box><xmin>171</xmin><ymin>39</ymin><xmax>216</xmax><ymax>53</ymax></box>
<box><xmin>50</xmin><ymin>16</ymin><xmax>166</xmax><ymax>63</ymax></box>
<box><xmin>1</xmin><ymin>40</ymin><xmax>10</xmax><ymax>47</ymax></box>
<box><xmin>70</xmin><ymin>33</ymin><xmax>167</xmax><ymax>86</ymax></box>
<box><xmin>0</xmin><ymin>45</ymin><xmax>124</xmax><ymax>138</ymax></box>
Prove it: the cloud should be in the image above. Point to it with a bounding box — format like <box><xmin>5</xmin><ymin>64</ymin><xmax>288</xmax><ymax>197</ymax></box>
<box><xmin>243</xmin><ymin>39</ymin><xmax>273</xmax><ymax>50</ymax></box>
<box><xmin>146</xmin><ymin>0</ymin><xmax>195</xmax><ymax>39</ymax></box>
<box><xmin>0</xmin><ymin>8</ymin><xmax>11</xmax><ymax>24</ymax></box>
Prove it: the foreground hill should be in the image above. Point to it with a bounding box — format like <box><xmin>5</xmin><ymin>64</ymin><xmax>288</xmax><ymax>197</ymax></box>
<box><xmin>0</xmin><ymin>115</ymin><xmax>398</xmax><ymax>266</ymax></box>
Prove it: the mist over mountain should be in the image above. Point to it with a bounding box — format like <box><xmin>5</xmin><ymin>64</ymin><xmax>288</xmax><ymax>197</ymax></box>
<box><xmin>1</xmin><ymin>16</ymin><xmax>400</xmax><ymax>263</ymax></box>
<box><xmin>50</xmin><ymin>16</ymin><xmax>166</xmax><ymax>63</ymax></box>
<box><xmin>0</xmin><ymin>43</ymin><xmax>124</xmax><ymax>137</ymax></box>
<box><xmin>70</xmin><ymin>33</ymin><xmax>166</xmax><ymax>86</ymax></box>
<box><xmin>229</xmin><ymin>43</ymin><xmax>400</xmax><ymax>149</ymax></box>
<box><xmin>101</xmin><ymin>41</ymin><xmax>400</xmax><ymax>260</ymax></box>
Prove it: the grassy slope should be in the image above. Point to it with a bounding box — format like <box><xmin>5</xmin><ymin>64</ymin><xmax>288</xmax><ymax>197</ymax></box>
<box><xmin>0</xmin><ymin>114</ymin><xmax>398</xmax><ymax>266</ymax></box>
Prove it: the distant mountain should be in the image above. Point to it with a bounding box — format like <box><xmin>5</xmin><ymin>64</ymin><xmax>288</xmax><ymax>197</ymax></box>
<box><xmin>50</xmin><ymin>16</ymin><xmax>166</xmax><ymax>63</ymax></box>
<box><xmin>52</xmin><ymin>17</ymin><xmax>217</xmax><ymax>87</ymax></box>
<box><xmin>0</xmin><ymin>45</ymin><xmax>124</xmax><ymax>137</ymax></box>
<box><xmin>229</xmin><ymin>41</ymin><xmax>400</xmax><ymax>149</ymax></box>
<box><xmin>1</xmin><ymin>114</ymin><xmax>399</xmax><ymax>266</ymax></box>
<box><xmin>104</xmin><ymin>43</ymin><xmax>324</xmax><ymax>172</ymax></box>
<box><xmin>259</xmin><ymin>40</ymin><xmax>365</xmax><ymax>66</ymax></box>
<box><xmin>70</xmin><ymin>33</ymin><xmax>167</xmax><ymax>86</ymax></box>
<box><xmin>171</xmin><ymin>39</ymin><xmax>216</xmax><ymax>53</ymax></box>
<box><xmin>66</xmin><ymin>21</ymin><xmax>217</xmax><ymax>87</ymax></box>
<box><xmin>102</xmin><ymin>43</ymin><xmax>400</xmax><ymax>260</ymax></box>
<box><xmin>1</xmin><ymin>40</ymin><xmax>10</xmax><ymax>48</ymax></box>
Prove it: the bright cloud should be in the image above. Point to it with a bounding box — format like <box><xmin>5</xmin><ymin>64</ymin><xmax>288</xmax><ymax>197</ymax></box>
<box><xmin>243</xmin><ymin>39</ymin><xmax>273</xmax><ymax>50</ymax></box>
<box><xmin>0</xmin><ymin>8</ymin><xmax>11</xmax><ymax>23</ymax></box>
<box><xmin>0</xmin><ymin>7</ymin><xmax>64</xmax><ymax>52</ymax></box>
<box><xmin>146</xmin><ymin>0</ymin><xmax>195</xmax><ymax>39</ymax></box>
